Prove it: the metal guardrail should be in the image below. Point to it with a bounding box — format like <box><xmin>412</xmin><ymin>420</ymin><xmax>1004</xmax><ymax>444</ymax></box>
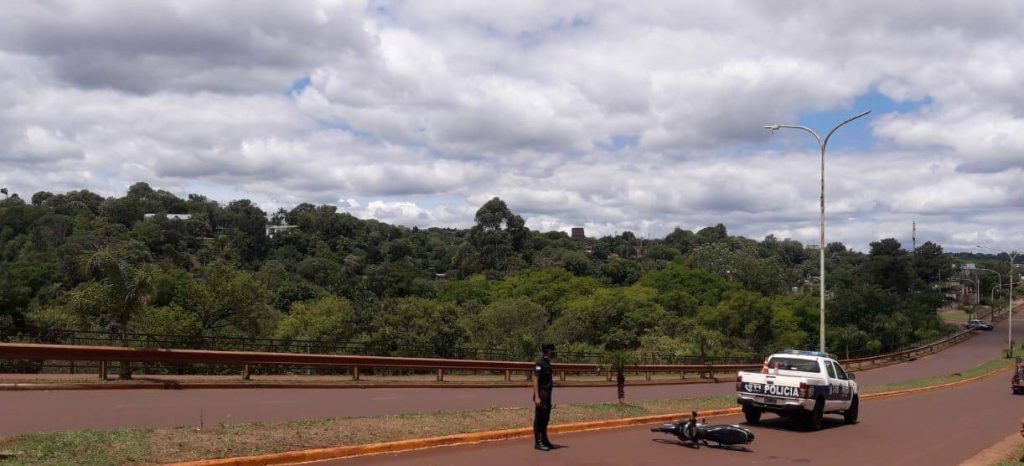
<box><xmin>8</xmin><ymin>303</ymin><xmax>1018</xmax><ymax>382</ymax></box>
<box><xmin>0</xmin><ymin>342</ymin><xmax>763</xmax><ymax>381</ymax></box>
<box><xmin>0</xmin><ymin>321</ymin><xmax>990</xmax><ymax>383</ymax></box>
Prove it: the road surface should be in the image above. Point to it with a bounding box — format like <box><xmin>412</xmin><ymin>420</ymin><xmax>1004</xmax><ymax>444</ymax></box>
<box><xmin>0</xmin><ymin>313</ymin><xmax>1013</xmax><ymax>436</ymax></box>
<box><xmin>325</xmin><ymin>365</ymin><xmax>1022</xmax><ymax>465</ymax></box>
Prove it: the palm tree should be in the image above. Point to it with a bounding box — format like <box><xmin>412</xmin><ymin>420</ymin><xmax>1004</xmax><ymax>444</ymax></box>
<box><xmin>602</xmin><ymin>350</ymin><xmax>635</xmax><ymax>405</ymax></box>
<box><xmin>86</xmin><ymin>250</ymin><xmax>155</xmax><ymax>379</ymax></box>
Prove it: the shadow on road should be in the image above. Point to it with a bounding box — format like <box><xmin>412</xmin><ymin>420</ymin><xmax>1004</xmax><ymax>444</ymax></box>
<box><xmin>650</xmin><ymin>438</ymin><xmax>753</xmax><ymax>452</ymax></box>
<box><xmin>745</xmin><ymin>415</ymin><xmax>848</xmax><ymax>432</ymax></box>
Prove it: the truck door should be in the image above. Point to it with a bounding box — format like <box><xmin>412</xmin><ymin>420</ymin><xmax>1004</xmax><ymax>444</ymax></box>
<box><xmin>826</xmin><ymin>360</ymin><xmax>852</xmax><ymax>409</ymax></box>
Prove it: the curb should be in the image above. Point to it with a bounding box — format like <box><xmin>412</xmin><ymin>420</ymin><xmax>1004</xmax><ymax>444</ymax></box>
<box><xmin>861</xmin><ymin>362</ymin><xmax>1011</xmax><ymax>401</ymax></box>
<box><xmin>170</xmin><ymin>364</ymin><xmax>1013</xmax><ymax>466</ymax></box>
<box><xmin>957</xmin><ymin>430</ymin><xmax>1023</xmax><ymax>466</ymax></box>
<box><xmin>175</xmin><ymin>408</ymin><xmax>744</xmax><ymax>466</ymax></box>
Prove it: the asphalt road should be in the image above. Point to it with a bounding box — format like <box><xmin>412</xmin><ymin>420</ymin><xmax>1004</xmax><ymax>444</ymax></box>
<box><xmin>0</xmin><ymin>314</ymin><xmax>1013</xmax><ymax>436</ymax></box>
<box><xmin>330</xmin><ymin>366</ymin><xmax>1021</xmax><ymax>466</ymax></box>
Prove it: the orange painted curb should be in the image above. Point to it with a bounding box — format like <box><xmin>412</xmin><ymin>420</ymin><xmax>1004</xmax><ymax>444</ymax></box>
<box><xmin>170</xmin><ymin>364</ymin><xmax>1013</xmax><ymax>466</ymax></box>
<box><xmin>170</xmin><ymin>408</ymin><xmax>743</xmax><ymax>466</ymax></box>
<box><xmin>862</xmin><ymin>363</ymin><xmax>1011</xmax><ymax>401</ymax></box>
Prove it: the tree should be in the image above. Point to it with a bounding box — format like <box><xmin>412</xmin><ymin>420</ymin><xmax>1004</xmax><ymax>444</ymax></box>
<box><xmin>690</xmin><ymin>242</ymin><xmax>736</xmax><ymax>276</ymax></box>
<box><xmin>467</xmin><ymin>198</ymin><xmax>530</xmax><ymax>276</ymax></box>
<box><xmin>913</xmin><ymin>241</ymin><xmax>951</xmax><ymax>283</ymax></box>
<box><xmin>640</xmin><ymin>263</ymin><xmax>734</xmax><ymax>318</ymax></box>
<box><xmin>464</xmin><ymin>298</ymin><xmax>547</xmax><ymax>359</ymax></box>
<box><xmin>864</xmin><ymin>238</ymin><xmax>914</xmax><ymax>292</ymax></box>
<box><xmin>275</xmin><ymin>296</ymin><xmax>358</xmax><ymax>343</ymax></box>
<box><xmin>664</xmin><ymin>228</ymin><xmax>694</xmax><ymax>254</ymax></box>
<box><xmin>601</xmin><ymin>257</ymin><xmax>641</xmax><ymax>285</ymax></box>
<box><xmin>371</xmin><ymin>297</ymin><xmax>465</xmax><ymax>357</ymax></box>
<box><xmin>171</xmin><ymin>264</ymin><xmax>274</xmax><ymax>336</ymax></box>
<box><xmin>602</xmin><ymin>349</ymin><xmax>635</xmax><ymax>405</ymax></box>
<box><xmin>74</xmin><ymin>249</ymin><xmax>156</xmax><ymax>378</ymax></box>
<box><xmin>220</xmin><ymin>199</ymin><xmax>269</xmax><ymax>265</ymax></box>
<box><xmin>694</xmin><ymin>223</ymin><xmax>727</xmax><ymax>245</ymax></box>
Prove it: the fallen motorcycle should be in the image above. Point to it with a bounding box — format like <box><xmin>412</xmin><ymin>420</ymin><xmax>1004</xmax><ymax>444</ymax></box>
<box><xmin>651</xmin><ymin>411</ymin><xmax>755</xmax><ymax>448</ymax></box>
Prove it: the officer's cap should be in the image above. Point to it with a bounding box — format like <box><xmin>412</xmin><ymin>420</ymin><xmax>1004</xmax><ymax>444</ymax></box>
<box><xmin>542</xmin><ymin>343</ymin><xmax>557</xmax><ymax>353</ymax></box>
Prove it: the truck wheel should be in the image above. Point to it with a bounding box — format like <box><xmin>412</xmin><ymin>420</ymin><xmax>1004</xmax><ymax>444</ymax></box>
<box><xmin>843</xmin><ymin>396</ymin><xmax>859</xmax><ymax>424</ymax></box>
<box><xmin>804</xmin><ymin>397</ymin><xmax>824</xmax><ymax>431</ymax></box>
<box><xmin>743</xmin><ymin>405</ymin><xmax>762</xmax><ymax>425</ymax></box>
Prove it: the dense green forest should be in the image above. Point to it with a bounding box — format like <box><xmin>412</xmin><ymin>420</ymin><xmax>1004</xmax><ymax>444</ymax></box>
<box><xmin>0</xmin><ymin>182</ymin><xmax>991</xmax><ymax>361</ymax></box>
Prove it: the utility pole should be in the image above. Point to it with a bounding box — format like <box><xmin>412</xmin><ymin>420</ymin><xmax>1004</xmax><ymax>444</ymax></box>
<box><xmin>912</xmin><ymin>218</ymin><xmax>917</xmax><ymax>253</ymax></box>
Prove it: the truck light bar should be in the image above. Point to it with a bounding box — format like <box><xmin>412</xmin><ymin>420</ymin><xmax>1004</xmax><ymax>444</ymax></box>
<box><xmin>781</xmin><ymin>349</ymin><xmax>832</xmax><ymax>358</ymax></box>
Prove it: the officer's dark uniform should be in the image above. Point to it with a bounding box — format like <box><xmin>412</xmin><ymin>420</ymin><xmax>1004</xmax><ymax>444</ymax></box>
<box><xmin>533</xmin><ymin>347</ymin><xmax>554</xmax><ymax>449</ymax></box>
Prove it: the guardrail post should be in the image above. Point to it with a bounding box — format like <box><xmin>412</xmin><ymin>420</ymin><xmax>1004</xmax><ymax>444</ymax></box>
<box><xmin>559</xmin><ymin>371</ymin><xmax>566</xmax><ymax>382</ymax></box>
<box><xmin>98</xmin><ymin>361</ymin><xmax>107</xmax><ymax>380</ymax></box>
<box><xmin>437</xmin><ymin>368</ymin><xmax>445</xmax><ymax>382</ymax></box>
<box><xmin>680</xmin><ymin>370</ymin><xmax>685</xmax><ymax>380</ymax></box>
<box><xmin>242</xmin><ymin>364</ymin><xmax>251</xmax><ymax>381</ymax></box>
<box><xmin>605</xmin><ymin>370</ymin><xmax>612</xmax><ymax>382</ymax></box>
<box><xmin>352</xmin><ymin>366</ymin><xmax>360</xmax><ymax>381</ymax></box>
<box><xmin>645</xmin><ymin>371</ymin><xmax>652</xmax><ymax>381</ymax></box>
<box><xmin>504</xmin><ymin>370</ymin><xmax>512</xmax><ymax>381</ymax></box>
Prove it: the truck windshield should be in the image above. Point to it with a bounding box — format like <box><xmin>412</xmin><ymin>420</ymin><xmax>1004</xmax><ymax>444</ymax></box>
<box><xmin>766</xmin><ymin>357</ymin><xmax>820</xmax><ymax>373</ymax></box>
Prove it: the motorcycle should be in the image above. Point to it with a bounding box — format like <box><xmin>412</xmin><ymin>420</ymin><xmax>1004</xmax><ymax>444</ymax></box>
<box><xmin>651</xmin><ymin>411</ymin><xmax>755</xmax><ymax>448</ymax></box>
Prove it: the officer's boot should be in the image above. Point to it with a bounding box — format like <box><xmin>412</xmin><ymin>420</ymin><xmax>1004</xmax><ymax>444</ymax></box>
<box><xmin>534</xmin><ymin>435</ymin><xmax>551</xmax><ymax>451</ymax></box>
<box><xmin>541</xmin><ymin>435</ymin><xmax>554</xmax><ymax>449</ymax></box>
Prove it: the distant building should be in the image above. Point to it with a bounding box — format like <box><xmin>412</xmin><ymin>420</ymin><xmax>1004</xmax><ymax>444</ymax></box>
<box><xmin>143</xmin><ymin>213</ymin><xmax>191</xmax><ymax>221</ymax></box>
<box><xmin>571</xmin><ymin>227</ymin><xmax>585</xmax><ymax>239</ymax></box>
<box><xmin>265</xmin><ymin>224</ymin><xmax>298</xmax><ymax>237</ymax></box>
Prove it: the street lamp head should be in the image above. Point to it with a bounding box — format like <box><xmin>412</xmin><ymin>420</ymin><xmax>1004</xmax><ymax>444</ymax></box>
<box><xmin>764</xmin><ymin>125</ymin><xmax>781</xmax><ymax>131</ymax></box>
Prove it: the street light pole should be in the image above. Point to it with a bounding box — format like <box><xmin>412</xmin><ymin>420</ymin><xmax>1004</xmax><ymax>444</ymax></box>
<box><xmin>766</xmin><ymin>110</ymin><xmax>871</xmax><ymax>353</ymax></box>
<box><xmin>994</xmin><ymin>281</ymin><xmax>1022</xmax><ymax>310</ymax></box>
<box><xmin>978</xmin><ymin>245</ymin><xmax>1020</xmax><ymax>357</ymax></box>
<box><xmin>969</xmin><ymin>267</ymin><xmax>1002</xmax><ymax>308</ymax></box>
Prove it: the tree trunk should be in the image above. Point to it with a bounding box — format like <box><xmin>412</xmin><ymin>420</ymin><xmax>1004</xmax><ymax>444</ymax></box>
<box><xmin>118</xmin><ymin>327</ymin><xmax>133</xmax><ymax>380</ymax></box>
<box><xmin>616</xmin><ymin>368</ymin><xmax>625</xmax><ymax>405</ymax></box>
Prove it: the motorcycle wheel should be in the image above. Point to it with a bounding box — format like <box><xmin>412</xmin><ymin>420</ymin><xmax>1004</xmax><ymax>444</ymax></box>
<box><xmin>843</xmin><ymin>396</ymin><xmax>859</xmax><ymax>424</ymax></box>
<box><xmin>804</xmin><ymin>397</ymin><xmax>824</xmax><ymax>431</ymax></box>
<box><xmin>742</xmin><ymin>405</ymin><xmax>762</xmax><ymax>424</ymax></box>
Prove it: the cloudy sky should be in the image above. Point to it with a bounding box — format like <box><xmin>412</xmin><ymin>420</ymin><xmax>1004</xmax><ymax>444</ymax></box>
<box><xmin>1</xmin><ymin>1</ymin><xmax>1022</xmax><ymax>252</ymax></box>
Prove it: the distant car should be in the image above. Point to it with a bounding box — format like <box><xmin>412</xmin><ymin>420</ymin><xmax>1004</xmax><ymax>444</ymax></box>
<box><xmin>966</xmin><ymin>319</ymin><xmax>994</xmax><ymax>331</ymax></box>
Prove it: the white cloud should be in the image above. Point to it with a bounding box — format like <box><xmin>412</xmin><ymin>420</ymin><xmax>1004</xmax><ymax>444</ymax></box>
<box><xmin>0</xmin><ymin>1</ymin><xmax>1022</xmax><ymax>251</ymax></box>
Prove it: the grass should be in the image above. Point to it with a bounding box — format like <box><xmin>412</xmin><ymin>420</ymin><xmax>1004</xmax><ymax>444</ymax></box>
<box><xmin>996</xmin><ymin>443</ymin><xmax>1024</xmax><ymax>465</ymax></box>
<box><xmin>0</xmin><ymin>430</ymin><xmax>152</xmax><ymax>466</ymax></box>
<box><xmin>0</xmin><ymin>359</ymin><xmax>1013</xmax><ymax>465</ymax></box>
<box><xmin>939</xmin><ymin>308</ymin><xmax>970</xmax><ymax>323</ymax></box>
<box><xmin>861</xmin><ymin>357</ymin><xmax>1013</xmax><ymax>394</ymax></box>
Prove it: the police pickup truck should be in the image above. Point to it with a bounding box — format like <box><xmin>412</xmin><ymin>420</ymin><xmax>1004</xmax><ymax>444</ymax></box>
<box><xmin>736</xmin><ymin>350</ymin><xmax>858</xmax><ymax>430</ymax></box>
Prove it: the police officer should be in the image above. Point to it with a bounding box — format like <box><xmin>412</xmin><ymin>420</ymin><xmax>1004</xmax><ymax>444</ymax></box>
<box><xmin>533</xmin><ymin>343</ymin><xmax>556</xmax><ymax>451</ymax></box>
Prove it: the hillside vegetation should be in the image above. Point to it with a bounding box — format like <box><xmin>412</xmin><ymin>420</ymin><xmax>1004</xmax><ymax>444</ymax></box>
<box><xmin>0</xmin><ymin>183</ymin><xmax>963</xmax><ymax>360</ymax></box>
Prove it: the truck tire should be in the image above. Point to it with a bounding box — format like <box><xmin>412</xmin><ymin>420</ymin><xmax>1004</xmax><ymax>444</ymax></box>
<box><xmin>742</xmin><ymin>404</ymin><xmax>762</xmax><ymax>424</ymax></box>
<box><xmin>843</xmin><ymin>396</ymin><xmax>859</xmax><ymax>424</ymax></box>
<box><xmin>804</xmin><ymin>397</ymin><xmax>824</xmax><ymax>431</ymax></box>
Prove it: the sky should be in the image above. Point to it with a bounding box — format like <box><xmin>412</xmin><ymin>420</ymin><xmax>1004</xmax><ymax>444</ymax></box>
<box><xmin>1</xmin><ymin>0</ymin><xmax>1022</xmax><ymax>252</ymax></box>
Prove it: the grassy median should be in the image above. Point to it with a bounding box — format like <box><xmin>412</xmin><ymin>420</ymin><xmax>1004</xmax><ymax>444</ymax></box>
<box><xmin>0</xmin><ymin>358</ymin><xmax>1013</xmax><ymax>466</ymax></box>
